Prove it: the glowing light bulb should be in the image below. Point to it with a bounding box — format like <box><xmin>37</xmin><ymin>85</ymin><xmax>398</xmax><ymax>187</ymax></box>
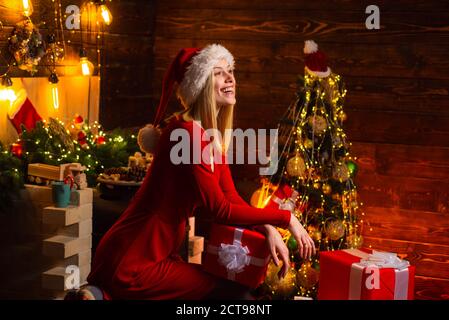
<box><xmin>79</xmin><ymin>49</ymin><xmax>94</xmax><ymax>76</ymax></box>
<box><xmin>99</xmin><ymin>4</ymin><xmax>112</xmax><ymax>25</ymax></box>
<box><xmin>48</xmin><ymin>73</ymin><xmax>60</xmax><ymax>110</ymax></box>
<box><xmin>0</xmin><ymin>75</ymin><xmax>17</xmax><ymax>104</ymax></box>
<box><xmin>22</xmin><ymin>0</ymin><xmax>33</xmax><ymax>17</ymax></box>
<box><xmin>0</xmin><ymin>89</ymin><xmax>17</xmax><ymax>102</ymax></box>
<box><xmin>80</xmin><ymin>57</ymin><xmax>94</xmax><ymax>75</ymax></box>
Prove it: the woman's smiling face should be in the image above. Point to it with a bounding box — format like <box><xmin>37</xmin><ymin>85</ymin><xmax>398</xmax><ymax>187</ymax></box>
<box><xmin>213</xmin><ymin>59</ymin><xmax>236</xmax><ymax>106</ymax></box>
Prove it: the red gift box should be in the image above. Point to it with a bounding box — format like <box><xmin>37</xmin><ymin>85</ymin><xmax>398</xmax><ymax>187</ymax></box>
<box><xmin>203</xmin><ymin>223</ymin><xmax>270</xmax><ymax>288</ymax></box>
<box><xmin>265</xmin><ymin>183</ymin><xmax>299</xmax><ymax>211</ymax></box>
<box><xmin>318</xmin><ymin>248</ymin><xmax>415</xmax><ymax>300</ymax></box>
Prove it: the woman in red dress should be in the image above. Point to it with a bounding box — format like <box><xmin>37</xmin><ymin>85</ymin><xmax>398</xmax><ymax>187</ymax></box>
<box><xmin>86</xmin><ymin>44</ymin><xmax>315</xmax><ymax>300</ymax></box>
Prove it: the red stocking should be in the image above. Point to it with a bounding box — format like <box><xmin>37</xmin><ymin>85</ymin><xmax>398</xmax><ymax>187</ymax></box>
<box><xmin>8</xmin><ymin>97</ymin><xmax>42</xmax><ymax>134</ymax></box>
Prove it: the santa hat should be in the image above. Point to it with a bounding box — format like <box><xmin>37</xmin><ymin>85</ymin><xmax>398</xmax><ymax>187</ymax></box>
<box><xmin>303</xmin><ymin>40</ymin><xmax>331</xmax><ymax>78</ymax></box>
<box><xmin>138</xmin><ymin>44</ymin><xmax>235</xmax><ymax>154</ymax></box>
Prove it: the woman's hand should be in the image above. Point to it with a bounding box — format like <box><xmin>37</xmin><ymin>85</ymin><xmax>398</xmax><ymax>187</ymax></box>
<box><xmin>287</xmin><ymin>213</ymin><xmax>316</xmax><ymax>260</ymax></box>
<box><xmin>263</xmin><ymin>225</ymin><xmax>290</xmax><ymax>279</ymax></box>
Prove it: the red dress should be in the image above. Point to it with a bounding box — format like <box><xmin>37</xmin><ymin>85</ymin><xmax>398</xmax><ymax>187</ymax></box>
<box><xmin>87</xmin><ymin>115</ymin><xmax>291</xmax><ymax>299</ymax></box>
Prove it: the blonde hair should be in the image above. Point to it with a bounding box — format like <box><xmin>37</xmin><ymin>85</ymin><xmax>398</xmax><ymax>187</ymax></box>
<box><xmin>176</xmin><ymin>72</ymin><xmax>234</xmax><ymax>153</ymax></box>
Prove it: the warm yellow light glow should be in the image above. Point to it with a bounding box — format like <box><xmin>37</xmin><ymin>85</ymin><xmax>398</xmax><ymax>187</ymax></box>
<box><xmin>99</xmin><ymin>5</ymin><xmax>112</xmax><ymax>25</ymax></box>
<box><xmin>51</xmin><ymin>83</ymin><xmax>59</xmax><ymax>110</ymax></box>
<box><xmin>79</xmin><ymin>57</ymin><xmax>94</xmax><ymax>76</ymax></box>
<box><xmin>22</xmin><ymin>0</ymin><xmax>33</xmax><ymax>17</ymax></box>
<box><xmin>0</xmin><ymin>88</ymin><xmax>17</xmax><ymax>103</ymax></box>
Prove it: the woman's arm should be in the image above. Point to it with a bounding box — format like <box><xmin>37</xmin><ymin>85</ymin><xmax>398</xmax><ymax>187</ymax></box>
<box><xmin>219</xmin><ymin>163</ymin><xmax>282</xmax><ymax>235</ymax></box>
<box><xmin>189</xmin><ymin>161</ymin><xmax>291</xmax><ymax>228</ymax></box>
<box><xmin>208</xmin><ymin>161</ymin><xmax>316</xmax><ymax>260</ymax></box>
<box><xmin>218</xmin><ymin>163</ymin><xmax>250</xmax><ymax>207</ymax></box>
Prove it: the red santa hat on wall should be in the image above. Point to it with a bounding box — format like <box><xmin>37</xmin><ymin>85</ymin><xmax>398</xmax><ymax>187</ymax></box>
<box><xmin>138</xmin><ymin>44</ymin><xmax>235</xmax><ymax>154</ymax></box>
<box><xmin>304</xmin><ymin>40</ymin><xmax>331</xmax><ymax>78</ymax></box>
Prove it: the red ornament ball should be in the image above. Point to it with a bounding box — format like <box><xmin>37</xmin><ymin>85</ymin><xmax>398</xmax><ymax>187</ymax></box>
<box><xmin>96</xmin><ymin>136</ymin><xmax>106</xmax><ymax>145</ymax></box>
<box><xmin>10</xmin><ymin>142</ymin><xmax>23</xmax><ymax>158</ymax></box>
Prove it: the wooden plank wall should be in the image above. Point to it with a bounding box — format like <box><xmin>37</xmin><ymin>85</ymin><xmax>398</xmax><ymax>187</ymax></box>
<box><xmin>152</xmin><ymin>0</ymin><xmax>449</xmax><ymax>299</ymax></box>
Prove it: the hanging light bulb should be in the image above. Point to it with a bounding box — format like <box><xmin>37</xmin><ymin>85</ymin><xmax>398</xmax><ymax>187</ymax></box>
<box><xmin>79</xmin><ymin>49</ymin><xmax>94</xmax><ymax>76</ymax></box>
<box><xmin>0</xmin><ymin>75</ymin><xmax>17</xmax><ymax>104</ymax></box>
<box><xmin>48</xmin><ymin>72</ymin><xmax>60</xmax><ymax>110</ymax></box>
<box><xmin>99</xmin><ymin>4</ymin><xmax>113</xmax><ymax>25</ymax></box>
<box><xmin>22</xmin><ymin>0</ymin><xmax>33</xmax><ymax>17</ymax></box>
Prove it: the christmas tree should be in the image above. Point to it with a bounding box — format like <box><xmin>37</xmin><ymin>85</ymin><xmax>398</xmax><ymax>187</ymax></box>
<box><xmin>252</xmin><ymin>41</ymin><xmax>364</xmax><ymax>299</ymax></box>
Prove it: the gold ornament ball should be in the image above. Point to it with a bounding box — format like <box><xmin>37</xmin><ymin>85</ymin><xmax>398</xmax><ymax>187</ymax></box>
<box><xmin>322</xmin><ymin>183</ymin><xmax>332</xmax><ymax>194</ymax></box>
<box><xmin>347</xmin><ymin>234</ymin><xmax>364</xmax><ymax>249</ymax></box>
<box><xmin>313</xmin><ymin>182</ymin><xmax>321</xmax><ymax>189</ymax></box>
<box><xmin>325</xmin><ymin>219</ymin><xmax>346</xmax><ymax>240</ymax></box>
<box><xmin>308</xmin><ymin>115</ymin><xmax>327</xmax><ymax>134</ymax></box>
<box><xmin>296</xmin><ymin>262</ymin><xmax>319</xmax><ymax>289</ymax></box>
<box><xmin>333</xmin><ymin>163</ymin><xmax>350</xmax><ymax>182</ymax></box>
<box><xmin>287</xmin><ymin>155</ymin><xmax>306</xmax><ymax>178</ymax></box>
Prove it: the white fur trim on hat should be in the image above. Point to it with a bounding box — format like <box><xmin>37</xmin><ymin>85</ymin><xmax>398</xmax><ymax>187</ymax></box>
<box><xmin>304</xmin><ymin>40</ymin><xmax>318</xmax><ymax>54</ymax></box>
<box><xmin>177</xmin><ymin>44</ymin><xmax>235</xmax><ymax>106</ymax></box>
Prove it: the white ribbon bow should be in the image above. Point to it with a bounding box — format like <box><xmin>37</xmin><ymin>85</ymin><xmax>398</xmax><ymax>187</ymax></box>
<box><xmin>359</xmin><ymin>251</ymin><xmax>410</xmax><ymax>270</ymax></box>
<box><xmin>207</xmin><ymin>227</ymin><xmax>269</xmax><ymax>282</ymax></box>
<box><xmin>218</xmin><ymin>243</ymin><xmax>251</xmax><ymax>273</ymax></box>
